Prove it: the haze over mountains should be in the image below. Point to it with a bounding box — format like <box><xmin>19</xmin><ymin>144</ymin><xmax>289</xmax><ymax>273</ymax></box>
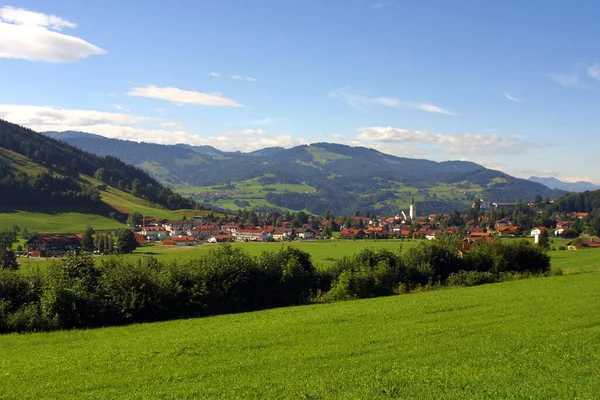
<box><xmin>528</xmin><ymin>176</ymin><xmax>599</xmax><ymax>193</ymax></box>
<box><xmin>44</xmin><ymin>131</ymin><xmax>564</xmax><ymax>215</ymax></box>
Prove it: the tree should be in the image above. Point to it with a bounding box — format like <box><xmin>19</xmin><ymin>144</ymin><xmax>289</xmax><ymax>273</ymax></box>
<box><xmin>126</xmin><ymin>212</ymin><xmax>143</xmax><ymax>227</ymax></box>
<box><xmin>82</xmin><ymin>226</ymin><xmax>95</xmax><ymax>252</ymax></box>
<box><xmin>538</xmin><ymin>229</ymin><xmax>550</xmax><ymax>251</ymax></box>
<box><xmin>115</xmin><ymin>229</ymin><xmax>138</xmax><ymax>254</ymax></box>
<box><xmin>93</xmin><ymin>167</ymin><xmax>107</xmax><ymax>182</ymax></box>
<box><xmin>131</xmin><ymin>179</ymin><xmax>142</xmax><ymax>197</ymax></box>
<box><xmin>0</xmin><ymin>229</ymin><xmax>18</xmax><ymax>270</ymax></box>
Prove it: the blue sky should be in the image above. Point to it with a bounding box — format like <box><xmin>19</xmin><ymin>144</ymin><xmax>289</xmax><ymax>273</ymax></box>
<box><xmin>1</xmin><ymin>0</ymin><xmax>599</xmax><ymax>183</ymax></box>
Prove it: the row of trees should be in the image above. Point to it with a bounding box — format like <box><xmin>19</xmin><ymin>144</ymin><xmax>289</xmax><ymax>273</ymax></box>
<box><xmin>0</xmin><ymin>237</ymin><xmax>550</xmax><ymax>333</ymax></box>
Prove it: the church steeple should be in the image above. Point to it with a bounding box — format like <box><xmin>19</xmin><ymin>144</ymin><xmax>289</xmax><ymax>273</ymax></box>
<box><xmin>409</xmin><ymin>195</ymin><xmax>416</xmax><ymax>220</ymax></box>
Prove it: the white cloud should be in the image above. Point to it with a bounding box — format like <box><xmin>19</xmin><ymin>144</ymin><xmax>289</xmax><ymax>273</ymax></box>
<box><xmin>0</xmin><ymin>104</ymin><xmax>155</xmax><ymax>127</ymax></box>
<box><xmin>209</xmin><ymin>72</ymin><xmax>258</xmax><ymax>81</ymax></box>
<box><xmin>160</xmin><ymin>121</ymin><xmax>184</xmax><ymax>129</ymax></box>
<box><xmin>418</xmin><ymin>104</ymin><xmax>454</xmax><ymax>115</ymax></box>
<box><xmin>114</xmin><ymin>105</ymin><xmax>130</xmax><ymax>112</ymax></box>
<box><xmin>356</xmin><ymin>126</ymin><xmax>539</xmax><ymax>155</ymax></box>
<box><xmin>0</xmin><ymin>6</ymin><xmax>105</xmax><ymax>62</ymax></box>
<box><xmin>128</xmin><ymin>85</ymin><xmax>245</xmax><ymax>107</ymax></box>
<box><xmin>548</xmin><ymin>73</ymin><xmax>580</xmax><ymax>88</ymax></box>
<box><xmin>0</xmin><ymin>104</ymin><xmax>304</xmax><ymax>151</ymax></box>
<box><xmin>329</xmin><ymin>87</ymin><xmax>453</xmax><ymax>115</ymax></box>
<box><xmin>503</xmin><ymin>92</ymin><xmax>523</xmax><ymax>103</ymax></box>
<box><xmin>562</xmin><ymin>176</ymin><xmax>594</xmax><ymax>183</ymax></box>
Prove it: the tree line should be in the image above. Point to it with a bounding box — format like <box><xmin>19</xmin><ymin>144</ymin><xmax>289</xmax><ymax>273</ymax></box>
<box><xmin>0</xmin><ymin>237</ymin><xmax>550</xmax><ymax>333</ymax></box>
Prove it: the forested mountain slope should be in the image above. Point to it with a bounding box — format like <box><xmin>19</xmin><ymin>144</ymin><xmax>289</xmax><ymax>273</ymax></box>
<box><xmin>45</xmin><ymin>131</ymin><xmax>564</xmax><ymax>215</ymax></box>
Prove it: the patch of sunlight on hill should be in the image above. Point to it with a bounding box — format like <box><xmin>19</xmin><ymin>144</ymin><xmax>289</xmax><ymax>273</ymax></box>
<box><xmin>0</xmin><ymin>148</ymin><xmax>49</xmax><ymax>176</ymax></box>
<box><xmin>82</xmin><ymin>175</ymin><xmax>182</xmax><ymax>220</ymax></box>
<box><xmin>305</xmin><ymin>146</ymin><xmax>351</xmax><ymax>163</ymax></box>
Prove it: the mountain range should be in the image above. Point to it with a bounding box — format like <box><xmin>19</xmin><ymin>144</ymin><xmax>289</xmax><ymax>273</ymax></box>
<box><xmin>528</xmin><ymin>176</ymin><xmax>599</xmax><ymax>193</ymax></box>
<box><xmin>43</xmin><ymin>131</ymin><xmax>565</xmax><ymax>216</ymax></box>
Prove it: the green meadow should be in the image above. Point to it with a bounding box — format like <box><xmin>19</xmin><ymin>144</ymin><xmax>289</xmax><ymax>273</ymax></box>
<box><xmin>1</xmin><ymin>271</ymin><xmax>598</xmax><ymax>399</ymax></box>
<box><xmin>0</xmin><ymin>206</ymin><xmax>126</xmax><ymax>233</ymax></box>
<box><xmin>17</xmin><ymin>240</ymin><xmax>422</xmax><ymax>272</ymax></box>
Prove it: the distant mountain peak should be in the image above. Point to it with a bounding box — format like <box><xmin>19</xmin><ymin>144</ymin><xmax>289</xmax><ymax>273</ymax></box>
<box><xmin>528</xmin><ymin>176</ymin><xmax>599</xmax><ymax>192</ymax></box>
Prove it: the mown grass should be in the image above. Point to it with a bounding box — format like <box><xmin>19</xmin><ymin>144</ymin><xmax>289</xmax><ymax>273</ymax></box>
<box><xmin>1</xmin><ymin>272</ymin><xmax>598</xmax><ymax>399</ymax></box>
<box><xmin>0</xmin><ymin>206</ymin><xmax>125</xmax><ymax>233</ymax></box>
<box><xmin>17</xmin><ymin>239</ymin><xmax>421</xmax><ymax>272</ymax></box>
<box><xmin>82</xmin><ymin>176</ymin><xmax>183</xmax><ymax>220</ymax></box>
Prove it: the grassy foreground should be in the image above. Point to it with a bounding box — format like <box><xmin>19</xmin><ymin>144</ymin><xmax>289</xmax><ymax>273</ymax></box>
<box><xmin>1</xmin><ymin>272</ymin><xmax>599</xmax><ymax>399</ymax></box>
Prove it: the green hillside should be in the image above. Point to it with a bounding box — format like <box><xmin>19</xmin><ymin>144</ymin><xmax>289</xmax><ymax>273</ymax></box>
<box><xmin>1</xmin><ymin>272</ymin><xmax>598</xmax><ymax>398</ymax></box>
<box><xmin>44</xmin><ymin>132</ymin><xmax>565</xmax><ymax>215</ymax></box>
<box><xmin>0</xmin><ymin>121</ymin><xmax>200</xmax><ymax>233</ymax></box>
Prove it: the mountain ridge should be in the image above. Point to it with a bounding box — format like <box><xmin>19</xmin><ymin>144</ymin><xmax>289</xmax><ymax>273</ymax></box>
<box><xmin>43</xmin><ymin>130</ymin><xmax>565</xmax><ymax>215</ymax></box>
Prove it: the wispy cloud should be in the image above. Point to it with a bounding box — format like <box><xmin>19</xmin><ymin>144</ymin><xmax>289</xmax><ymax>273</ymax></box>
<box><xmin>504</xmin><ymin>92</ymin><xmax>523</xmax><ymax>103</ymax></box>
<box><xmin>0</xmin><ymin>104</ymin><xmax>304</xmax><ymax>151</ymax></box>
<box><xmin>128</xmin><ymin>85</ymin><xmax>245</xmax><ymax>107</ymax></box>
<box><xmin>329</xmin><ymin>87</ymin><xmax>454</xmax><ymax>115</ymax></box>
<box><xmin>114</xmin><ymin>105</ymin><xmax>130</xmax><ymax>112</ymax></box>
<box><xmin>587</xmin><ymin>64</ymin><xmax>600</xmax><ymax>81</ymax></box>
<box><xmin>355</xmin><ymin>126</ymin><xmax>539</xmax><ymax>156</ymax></box>
<box><xmin>418</xmin><ymin>104</ymin><xmax>454</xmax><ymax>115</ymax></box>
<box><xmin>210</xmin><ymin>72</ymin><xmax>257</xmax><ymax>82</ymax></box>
<box><xmin>0</xmin><ymin>5</ymin><xmax>105</xmax><ymax>62</ymax></box>
<box><xmin>548</xmin><ymin>73</ymin><xmax>580</xmax><ymax>88</ymax></box>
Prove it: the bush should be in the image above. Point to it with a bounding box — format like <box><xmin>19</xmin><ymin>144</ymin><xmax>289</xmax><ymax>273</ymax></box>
<box><xmin>41</xmin><ymin>253</ymin><xmax>105</xmax><ymax>328</ymax></box>
<box><xmin>447</xmin><ymin>271</ymin><xmax>497</xmax><ymax>287</ymax></box>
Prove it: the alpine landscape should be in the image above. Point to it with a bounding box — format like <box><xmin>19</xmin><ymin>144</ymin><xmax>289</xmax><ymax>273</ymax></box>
<box><xmin>1</xmin><ymin>2</ymin><xmax>599</xmax><ymax>399</ymax></box>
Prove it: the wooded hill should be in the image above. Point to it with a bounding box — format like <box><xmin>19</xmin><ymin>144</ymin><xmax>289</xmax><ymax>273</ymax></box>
<box><xmin>44</xmin><ymin>131</ymin><xmax>565</xmax><ymax>215</ymax></box>
<box><xmin>0</xmin><ymin>120</ymin><xmax>195</xmax><ymax>220</ymax></box>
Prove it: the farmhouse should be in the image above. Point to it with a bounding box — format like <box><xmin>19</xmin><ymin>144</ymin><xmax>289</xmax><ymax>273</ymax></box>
<box><xmin>233</xmin><ymin>229</ymin><xmax>272</xmax><ymax>242</ymax></box>
<box><xmin>190</xmin><ymin>225</ymin><xmax>221</xmax><ymax>240</ymax></box>
<box><xmin>26</xmin><ymin>234</ymin><xmax>82</xmax><ymax>257</ymax></box>
<box><xmin>271</xmin><ymin>228</ymin><xmax>291</xmax><ymax>241</ymax></box>
<box><xmin>339</xmin><ymin>228</ymin><xmax>365</xmax><ymax>239</ymax></box>
<box><xmin>164</xmin><ymin>221</ymin><xmax>200</xmax><ymax>236</ymax></box>
<box><xmin>141</xmin><ymin>226</ymin><xmax>169</xmax><ymax>241</ymax></box>
<box><xmin>295</xmin><ymin>228</ymin><xmax>318</xmax><ymax>239</ymax></box>
<box><xmin>220</xmin><ymin>223</ymin><xmax>240</xmax><ymax>233</ymax></box>
<box><xmin>163</xmin><ymin>236</ymin><xmax>197</xmax><ymax>246</ymax></box>
<box><xmin>206</xmin><ymin>234</ymin><xmax>233</xmax><ymax>243</ymax></box>
<box><xmin>497</xmin><ymin>225</ymin><xmax>520</xmax><ymax>237</ymax></box>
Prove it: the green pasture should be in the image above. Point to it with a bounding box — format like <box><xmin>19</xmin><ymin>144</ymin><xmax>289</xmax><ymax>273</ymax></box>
<box><xmin>0</xmin><ymin>206</ymin><xmax>125</xmax><ymax>233</ymax></box>
<box><xmin>1</xmin><ymin>272</ymin><xmax>598</xmax><ymax>398</ymax></box>
<box><xmin>18</xmin><ymin>239</ymin><xmax>420</xmax><ymax>272</ymax></box>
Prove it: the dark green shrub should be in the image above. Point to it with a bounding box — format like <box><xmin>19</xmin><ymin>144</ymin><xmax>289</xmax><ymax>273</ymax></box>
<box><xmin>447</xmin><ymin>271</ymin><xmax>497</xmax><ymax>286</ymax></box>
<box><xmin>41</xmin><ymin>253</ymin><xmax>105</xmax><ymax>328</ymax></box>
<box><xmin>99</xmin><ymin>256</ymin><xmax>171</xmax><ymax>323</ymax></box>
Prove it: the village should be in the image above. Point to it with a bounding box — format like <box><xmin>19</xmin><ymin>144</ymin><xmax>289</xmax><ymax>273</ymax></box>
<box><xmin>23</xmin><ymin>199</ymin><xmax>600</xmax><ymax>257</ymax></box>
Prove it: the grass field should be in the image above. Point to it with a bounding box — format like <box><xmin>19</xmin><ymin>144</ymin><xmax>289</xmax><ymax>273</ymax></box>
<box><xmin>0</xmin><ymin>206</ymin><xmax>126</xmax><ymax>233</ymax></box>
<box><xmin>17</xmin><ymin>239</ymin><xmax>420</xmax><ymax>272</ymax></box>
<box><xmin>1</xmin><ymin>271</ymin><xmax>598</xmax><ymax>398</ymax></box>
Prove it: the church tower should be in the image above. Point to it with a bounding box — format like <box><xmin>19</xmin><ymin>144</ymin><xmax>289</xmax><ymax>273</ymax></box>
<box><xmin>409</xmin><ymin>195</ymin><xmax>416</xmax><ymax>220</ymax></box>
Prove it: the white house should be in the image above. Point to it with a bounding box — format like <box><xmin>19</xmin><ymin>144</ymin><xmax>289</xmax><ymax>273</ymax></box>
<box><xmin>232</xmin><ymin>229</ymin><xmax>272</xmax><ymax>242</ymax></box>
